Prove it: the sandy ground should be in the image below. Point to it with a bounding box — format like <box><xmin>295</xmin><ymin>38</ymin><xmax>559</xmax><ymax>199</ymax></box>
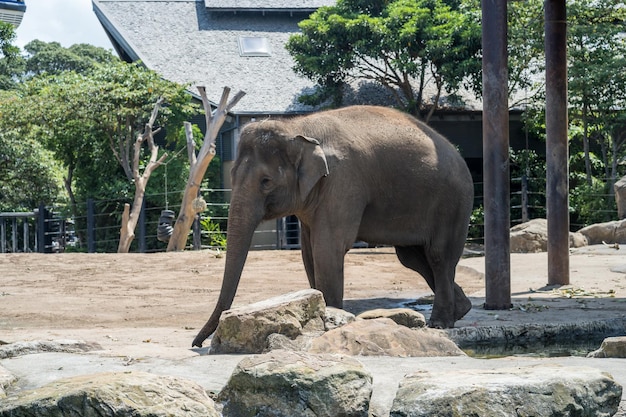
<box><xmin>1</xmin><ymin>246</ymin><xmax>626</xmax><ymax>415</ymax></box>
<box><xmin>1</xmin><ymin>246</ymin><xmax>625</xmax><ymax>348</ymax></box>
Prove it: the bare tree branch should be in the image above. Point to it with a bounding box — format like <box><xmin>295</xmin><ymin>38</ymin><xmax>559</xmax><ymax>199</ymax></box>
<box><xmin>167</xmin><ymin>86</ymin><xmax>245</xmax><ymax>251</ymax></box>
<box><xmin>118</xmin><ymin>97</ymin><xmax>168</xmax><ymax>253</ymax></box>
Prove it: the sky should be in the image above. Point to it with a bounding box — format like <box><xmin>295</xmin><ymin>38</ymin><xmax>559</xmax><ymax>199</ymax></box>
<box><xmin>14</xmin><ymin>0</ymin><xmax>113</xmax><ymax>50</ymax></box>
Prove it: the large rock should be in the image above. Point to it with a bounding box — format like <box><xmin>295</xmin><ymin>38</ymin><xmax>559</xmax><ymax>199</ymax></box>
<box><xmin>588</xmin><ymin>336</ymin><xmax>626</xmax><ymax>358</ymax></box>
<box><xmin>0</xmin><ymin>371</ymin><xmax>220</xmax><ymax>417</ymax></box>
<box><xmin>211</xmin><ymin>289</ymin><xmax>326</xmax><ymax>354</ymax></box>
<box><xmin>0</xmin><ymin>365</ymin><xmax>16</xmax><ymax>398</ymax></box>
<box><xmin>357</xmin><ymin>308</ymin><xmax>426</xmax><ymax>328</ymax></box>
<box><xmin>510</xmin><ymin>218</ymin><xmax>587</xmax><ymax>253</ymax></box>
<box><xmin>579</xmin><ymin>219</ymin><xmax>626</xmax><ymax>245</ymax></box>
<box><xmin>308</xmin><ymin>318</ymin><xmax>465</xmax><ymax>357</ymax></box>
<box><xmin>324</xmin><ymin>306</ymin><xmax>356</xmax><ymax>330</ymax></box>
<box><xmin>0</xmin><ymin>339</ymin><xmax>102</xmax><ymax>359</ymax></box>
<box><xmin>615</xmin><ymin>175</ymin><xmax>626</xmax><ymax>219</ymax></box>
<box><xmin>218</xmin><ymin>349</ymin><xmax>372</xmax><ymax>417</ymax></box>
<box><xmin>390</xmin><ymin>365</ymin><xmax>622</xmax><ymax>417</ymax></box>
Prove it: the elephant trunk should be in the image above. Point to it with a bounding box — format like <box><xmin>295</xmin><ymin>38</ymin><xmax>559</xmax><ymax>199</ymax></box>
<box><xmin>192</xmin><ymin>199</ymin><xmax>263</xmax><ymax>347</ymax></box>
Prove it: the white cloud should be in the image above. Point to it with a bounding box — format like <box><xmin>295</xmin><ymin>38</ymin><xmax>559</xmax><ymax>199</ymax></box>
<box><xmin>15</xmin><ymin>0</ymin><xmax>112</xmax><ymax>50</ymax></box>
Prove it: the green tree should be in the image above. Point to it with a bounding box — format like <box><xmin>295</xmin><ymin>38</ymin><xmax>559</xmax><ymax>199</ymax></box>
<box><xmin>507</xmin><ymin>0</ymin><xmax>545</xmax><ymax>106</ymax></box>
<box><xmin>0</xmin><ymin>22</ymin><xmax>24</xmax><ymax>89</ymax></box>
<box><xmin>23</xmin><ymin>40</ymin><xmax>117</xmax><ymax>76</ymax></box>
<box><xmin>286</xmin><ymin>0</ymin><xmax>482</xmax><ymax>122</ymax></box>
<box><xmin>13</xmin><ymin>60</ymin><xmax>195</xmax><ymax>204</ymax></box>
<box><xmin>568</xmin><ymin>0</ymin><xmax>626</xmax><ymax>188</ymax></box>
<box><xmin>0</xmin><ymin>41</ymin><xmax>198</xmax><ymax>250</ymax></box>
<box><xmin>0</xmin><ymin>124</ymin><xmax>65</xmax><ymax>212</ymax></box>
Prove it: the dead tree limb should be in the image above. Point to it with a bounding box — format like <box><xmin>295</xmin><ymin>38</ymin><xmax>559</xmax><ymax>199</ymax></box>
<box><xmin>167</xmin><ymin>86</ymin><xmax>245</xmax><ymax>251</ymax></box>
<box><xmin>118</xmin><ymin>97</ymin><xmax>168</xmax><ymax>253</ymax></box>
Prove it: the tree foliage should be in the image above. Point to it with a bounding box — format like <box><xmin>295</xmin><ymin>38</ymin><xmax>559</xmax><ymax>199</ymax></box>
<box><xmin>568</xmin><ymin>0</ymin><xmax>626</xmax><ymax>187</ymax></box>
<box><xmin>8</xmin><ymin>58</ymin><xmax>196</xmax><ymax>207</ymax></box>
<box><xmin>0</xmin><ymin>22</ymin><xmax>24</xmax><ymax>89</ymax></box>
<box><xmin>0</xmin><ymin>40</ymin><xmax>198</xmax><ymax>251</ymax></box>
<box><xmin>286</xmin><ymin>0</ymin><xmax>482</xmax><ymax>121</ymax></box>
<box><xmin>23</xmin><ymin>40</ymin><xmax>117</xmax><ymax>76</ymax></box>
<box><xmin>506</xmin><ymin>0</ymin><xmax>545</xmax><ymax>106</ymax></box>
<box><xmin>0</xmin><ymin>125</ymin><xmax>65</xmax><ymax>212</ymax></box>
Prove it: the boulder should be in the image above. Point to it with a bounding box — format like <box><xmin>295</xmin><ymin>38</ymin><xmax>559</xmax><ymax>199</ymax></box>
<box><xmin>0</xmin><ymin>371</ymin><xmax>220</xmax><ymax>417</ymax></box>
<box><xmin>218</xmin><ymin>349</ymin><xmax>372</xmax><ymax>417</ymax></box>
<box><xmin>308</xmin><ymin>318</ymin><xmax>465</xmax><ymax>357</ymax></box>
<box><xmin>588</xmin><ymin>336</ymin><xmax>626</xmax><ymax>358</ymax></box>
<box><xmin>510</xmin><ymin>218</ymin><xmax>587</xmax><ymax>253</ymax></box>
<box><xmin>0</xmin><ymin>339</ymin><xmax>102</xmax><ymax>359</ymax></box>
<box><xmin>615</xmin><ymin>175</ymin><xmax>626</xmax><ymax>219</ymax></box>
<box><xmin>0</xmin><ymin>365</ymin><xmax>16</xmax><ymax>398</ymax></box>
<box><xmin>390</xmin><ymin>365</ymin><xmax>622</xmax><ymax>417</ymax></box>
<box><xmin>357</xmin><ymin>308</ymin><xmax>426</xmax><ymax>328</ymax></box>
<box><xmin>324</xmin><ymin>306</ymin><xmax>356</xmax><ymax>330</ymax></box>
<box><xmin>578</xmin><ymin>219</ymin><xmax>626</xmax><ymax>245</ymax></box>
<box><xmin>211</xmin><ymin>289</ymin><xmax>326</xmax><ymax>354</ymax></box>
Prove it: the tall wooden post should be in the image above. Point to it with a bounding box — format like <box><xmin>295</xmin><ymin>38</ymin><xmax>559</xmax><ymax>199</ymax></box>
<box><xmin>482</xmin><ymin>0</ymin><xmax>511</xmax><ymax>309</ymax></box>
<box><xmin>545</xmin><ymin>0</ymin><xmax>570</xmax><ymax>285</ymax></box>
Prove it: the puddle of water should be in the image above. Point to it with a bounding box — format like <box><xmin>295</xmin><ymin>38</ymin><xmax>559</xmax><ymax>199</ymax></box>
<box><xmin>463</xmin><ymin>337</ymin><xmax>606</xmax><ymax>359</ymax></box>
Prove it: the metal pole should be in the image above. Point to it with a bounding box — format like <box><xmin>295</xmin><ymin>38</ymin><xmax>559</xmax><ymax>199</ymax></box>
<box><xmin>87</xmin><ymin>199</ymin><xmax>96</xmax><ymax>253</ymax></box>
<box><xmin>545</xmin><ymin>0</ymin><xmax>569</xmax><ymax>285</ymax></box>
<box><xmin>1</xmin><ymin>219</ymin><xmax>5</xmax><ymax>253</ymax></box>
<box><xmin>23</xmin><ymin>220</ymin><xmax>29</xmax><ymax>252</ymax></box>
<box><xmin>11</xmin><ymin>218</ymin><xmax>17</xmax><ymax>252</ymax></box>
<box><xmin>482</xmin><ymin>0</ymin><xmax>511</xmax><ymax>309</ymax></box>
<box><xmin>37</xmin><ymin>204</ymin><xmax>46</xmax><ymax>253</ymax></box>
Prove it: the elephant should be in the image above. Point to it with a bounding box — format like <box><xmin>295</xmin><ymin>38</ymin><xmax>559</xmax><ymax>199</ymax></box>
<box><xmin>192</xmin><ymin>105</ymin><xmax>474</xmax><ymax>347</ymax></box>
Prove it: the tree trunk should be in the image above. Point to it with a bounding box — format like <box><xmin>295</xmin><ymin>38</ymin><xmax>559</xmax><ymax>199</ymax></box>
<box><xmin>117</xmin><ymin>98</ymin><xmax>167</xmax><ymax>253</ymax></box>
<box><xmin>167</xmin><ymin>86</ymin><xmax>245</xmax><ymax>252</ymax></box>
<box><xmin>118</xmin><ymin>178</ymin><xmax>149</xmax><ymax>252</ymax></box>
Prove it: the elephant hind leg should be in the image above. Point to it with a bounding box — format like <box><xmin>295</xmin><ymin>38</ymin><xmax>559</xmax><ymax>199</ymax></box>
<box><xmin>395</xmin><ymin>245</ymin><xmax>436</xmax><ymax>291</ymax></box>
<box><xmin>394</xmin><ymin>245</ymin><xmax>471</xmax><ymax>325</ymax></box>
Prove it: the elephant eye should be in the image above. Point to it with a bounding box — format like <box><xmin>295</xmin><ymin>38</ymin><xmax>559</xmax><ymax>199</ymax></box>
<box><xmin>261</xmin><ymin>177</ymin><xmax>272</xmax><ymax>190</ymax></box>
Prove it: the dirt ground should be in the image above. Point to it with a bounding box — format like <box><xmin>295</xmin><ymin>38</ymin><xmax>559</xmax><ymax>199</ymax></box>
<box><xmin>2</xmin><ymin>246</ymin><xmax>626</xmax><ymax>416</ymax></box>
<box><xmin>1</xmin><ymin>246</ymin><xmax>625</xmax><ymax>351</ymax></box>
<box><xmin>0</xmin><ymin>248</ymin><xmax>483</xmax><ymax>347</ymax></box>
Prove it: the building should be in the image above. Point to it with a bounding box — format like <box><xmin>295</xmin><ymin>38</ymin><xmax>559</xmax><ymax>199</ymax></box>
<box><xmin>92</xmin><ymin>0</ymin><xmax>538</xmax><ymax>248</ymax></box>
<box><xmin>0</xmin><ymin>0</ymin><xmax>26</xmax><ymax>27</ymax></box>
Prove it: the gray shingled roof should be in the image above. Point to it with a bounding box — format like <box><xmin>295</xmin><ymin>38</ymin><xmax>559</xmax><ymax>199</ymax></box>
<box><xmin>93</xmin><ymin>0</ymin><xmax>324</xmax><ymax>114</ymax></box>
<box><xmin>204</xmin><ymin>0</ymin><xmax>335</xmax><ymax>11</ymax></box>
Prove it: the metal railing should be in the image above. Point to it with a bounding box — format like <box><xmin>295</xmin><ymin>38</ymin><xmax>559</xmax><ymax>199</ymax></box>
<box><xmin>1</xmin><ymin>178</ymin><xmax>620</xmax><ymax>254</ymax></box>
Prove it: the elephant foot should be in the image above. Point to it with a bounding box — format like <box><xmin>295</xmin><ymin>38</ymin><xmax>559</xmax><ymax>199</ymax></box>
<box><xmin>427</xmin><ymin>317</ymin><xmax>455</xmax><ymax>329</ymax></box>
<box><xmin>454</xmin><ymin>285</ymin><xmax>472</xmax><ymax>321</ymax></box>
<box><xmin>454</xmin><ymin>294</ymin><xmax>472</xmax><ymax>321</ymax></box>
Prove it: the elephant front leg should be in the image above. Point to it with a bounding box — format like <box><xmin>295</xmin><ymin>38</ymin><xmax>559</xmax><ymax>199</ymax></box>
<box><xmin>300</xmin><ymin>224</ymin><xmax>316</xmax><ymax>289</ymax></box>
<box><xmin>314</xmin><ymin>254</ymin><xmax>345</xmax><ymax>308</ymax></box>
<box><xmin>309</xmin><ymin>230</ymin><xmax>350</xmax><ymax>309</ymax></box>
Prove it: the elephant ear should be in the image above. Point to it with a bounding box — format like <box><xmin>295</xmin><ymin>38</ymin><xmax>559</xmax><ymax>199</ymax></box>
<box><xmin>292</xmin><ymin>135</ymin><xmax>329</xmax><ymax>201</ymax></box>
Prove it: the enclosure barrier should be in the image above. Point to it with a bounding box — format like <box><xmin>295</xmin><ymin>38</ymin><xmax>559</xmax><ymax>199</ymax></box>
<box><xmin>0</xmin><ymin>205</ymin><xmax>68</xmax><ymax>253</ymax></box>
<box><xmin>3</xmin><ymin>178</ymin><xmax>618</xmax><ymax>254</ymax></box>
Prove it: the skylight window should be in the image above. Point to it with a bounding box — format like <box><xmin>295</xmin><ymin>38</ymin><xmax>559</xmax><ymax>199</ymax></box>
<box><xmin>238</xmin><ymin>37</ymin><xmax>272</xmax><ymax>57</ymax></box>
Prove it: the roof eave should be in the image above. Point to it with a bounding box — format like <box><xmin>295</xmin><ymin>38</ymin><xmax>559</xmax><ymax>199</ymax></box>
<box><xmin>92</xmin><ymin>0</ymin><xmax>142</xmax><ymax>63</ymax></box>
<box><xmin>207</xmin><ymin>8</ymin><xmax>319</xmax><ymax>13</ymax></box>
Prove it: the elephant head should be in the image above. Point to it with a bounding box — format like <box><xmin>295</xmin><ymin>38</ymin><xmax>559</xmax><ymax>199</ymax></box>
<box><xmin>192</xmin><ymin>121</ymin><xmax>329</xmax><ymax>347</ymax></box>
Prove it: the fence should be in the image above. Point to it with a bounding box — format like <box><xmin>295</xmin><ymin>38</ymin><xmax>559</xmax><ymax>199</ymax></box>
<box><xmin>0</xmin><ymin>206</ymin><xmax>73</xmax><ymax>253</ymax></box>
<box><xmin>0</xmin><ymin>179</ymin><xmax>619</xmax><ymax>254</ymax></box>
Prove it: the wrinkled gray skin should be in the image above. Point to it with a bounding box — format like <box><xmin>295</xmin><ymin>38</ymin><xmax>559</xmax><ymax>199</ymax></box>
<box><xmin>192</xmin><ymin>105</ymin><xmax>473</xmax><ymax>347</ymax></box>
